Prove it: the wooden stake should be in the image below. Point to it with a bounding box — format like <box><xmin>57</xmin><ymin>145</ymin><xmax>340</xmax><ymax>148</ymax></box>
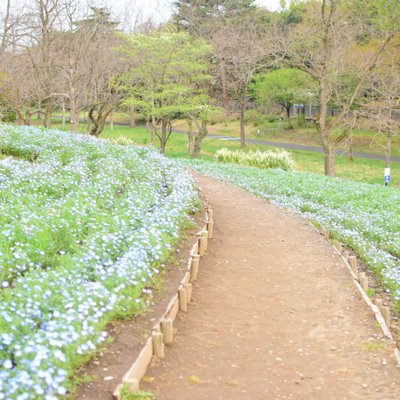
<box><xmin>113</xmin><ymin>384</ymin><xmax>123</xmax><ymax>400</ymax></box>
<box><xmin>161</xmin><ymin>319</ymin><xmax>174</xmax><ymax>344</ymax></box>
<box><xmin>359</xmin><ymin>272</ymin><xmax>368</xmax><ymax>292</ymax></box>
<box><xmin>184</xmin><ymin>283</ymin><xmax>192</xmax><ymax>303</ymax></box>
<box><xmin>152</xmin><ymin>332</ymin><xmax>165</xmax><ymax>358</ymax></box>
<box><xmin>348</xmin><ymin>256</ymin><xmax>357</xmax><ymax>274</ymax></box>
<box><xmin>382</xmin><ymin>306</ymin><xmax>391</xmax><ymax>326</ymax></box>
<box><xmin>190</xmin><ymin>256</ymin><xmax>200</xmax><ymax>281</ymax></box>
<box><xmin>203</xmin><ymin>231</ymin><xmax>208</xmax><ymax>252</ymax></box>
<box><xmin>208</xmin><ymin>209</ymin><xmax>214</xmax><ymax>221</ymax></box>
<box><xmin>342</xmin><ymin>250</ymin><xmax>349</xmax><ymax>260</ymax></box>
<box><xmin>322</xmin><ymin>228</ymin><xmax>329</xmax><ymax>240</ymax></box>
<box><xmin>199</xmin><ymin>236</ymin><xmax>207</xmax><ymax>256</ymax></box>
<box><xmin>179</xmin><ymin>287</ymin><xmax>187</xmax><ymax>312</ymax></box>
<box><xmin>208</xmin><ymin>220</ymin><xmax>214</xmax><ymax>239</ymax></box>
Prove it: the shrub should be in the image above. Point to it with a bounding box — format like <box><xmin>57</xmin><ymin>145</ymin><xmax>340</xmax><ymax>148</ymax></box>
<box><xmin>215</xmin><ymin>148</ymin><xmax>295</xmax><ymax>171</ymax></box>
<box><xmin>243</xmin><ymin>110</ymin><xmax>265</xmax><ymax>126</ymax></box>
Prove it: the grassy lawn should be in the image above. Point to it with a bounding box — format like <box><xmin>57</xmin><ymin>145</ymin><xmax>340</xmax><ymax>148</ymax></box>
<box><xmin>53</xmin><ymin>112</ymin><xmax>399</xmax><ymax>157</ymax></box>
<box><xmin>174</xmin><ymin>118</ymin><xmax>400</xmax><ymax>157</ymax></box>
<box><xmin>48</xmin><ymin>120</ymin><xmax>397</xmax><ymax>186</ymax></box>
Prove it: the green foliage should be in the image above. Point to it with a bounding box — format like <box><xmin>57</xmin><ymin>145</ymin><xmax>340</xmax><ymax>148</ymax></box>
<box><xmin>252</xmin><ymin>69</ymin><xmax>317</xmax><ymax>111</ymax></box>
<box><xmin>244</xmin><ymin>109</ymin><xmax>266</xmax><ymax>126</ymax></box>
<box><xmin>172</xmin><ymin>0</ymin><xmax>259</xmax><ymax>34</ymax></box>
<box><xmin>119</xmin><ymin>384</ymin><xmax>156</xmax><ymax>400</ymax></box>
<box><xmin>279</xmin><ymin>0</ymin><xmax>306</xmax><ymax>25</ymax></box>
<box><xmin>116</xmin><ymin>30</ymin><xmax>212</xmax><ymax>124</ymax></box>
<box><xmin>215</xmin><ymin>147</ymin><xmax>295</xmax><ymax>170</ymax></box>
<box><xmin>349</xmin><ymin>0</ymin><xmax>400</xmax><ymax>33</ymax></box>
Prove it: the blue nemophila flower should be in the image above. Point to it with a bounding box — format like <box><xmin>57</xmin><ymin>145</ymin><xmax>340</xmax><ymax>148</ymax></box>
<box><xmin>0</xmin><ymin>124</ymin><xmax>198</xmax><ymax>399</ymax></box>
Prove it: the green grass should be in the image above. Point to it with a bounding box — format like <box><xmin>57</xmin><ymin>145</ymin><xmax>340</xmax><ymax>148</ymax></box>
<box><xmin>47</xmin><ymin>119</ymin><xmax>397</xmax><ymax>186</ymax></box>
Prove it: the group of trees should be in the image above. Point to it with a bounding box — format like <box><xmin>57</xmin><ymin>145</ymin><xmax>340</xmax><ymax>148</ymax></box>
<box><xmin>0</xmin><ymin>0</ymin><xmax>399</xmax><ymax>171</ymax></box>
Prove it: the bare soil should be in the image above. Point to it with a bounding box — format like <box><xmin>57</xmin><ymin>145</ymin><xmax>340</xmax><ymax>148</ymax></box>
<box><xmin>140</xmin><ymin>175</ymin><xmax>400</xmax><ymax>400</ymax></box>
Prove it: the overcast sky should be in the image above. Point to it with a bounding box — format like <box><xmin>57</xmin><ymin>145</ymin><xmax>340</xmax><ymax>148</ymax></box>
<box><xmin>108</xmin><ymin>0</ymin><xmax>282</xmax><ymax>24</ymax></box>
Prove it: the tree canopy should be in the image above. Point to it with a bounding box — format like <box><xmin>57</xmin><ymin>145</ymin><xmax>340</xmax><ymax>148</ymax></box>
<box><xmin>116</xmin><ymin>30</ymin><xmax>212</xmax><ymax>153</ymax></box>
<box><xmin>252</xmin><ymin>68</ymin><xmax>317</xmax><ymax>126</ymax></box>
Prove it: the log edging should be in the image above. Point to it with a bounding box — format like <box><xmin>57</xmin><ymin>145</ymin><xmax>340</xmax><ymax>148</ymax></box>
<box><xmin>113</xmin><ymin>207</ymin><xmax>214</xmax><ymax>398</ymax></box>
<box><xmin>324</xmin><ymin>231</ymin><xmax>400</xmax><ymax>367</ymax></box>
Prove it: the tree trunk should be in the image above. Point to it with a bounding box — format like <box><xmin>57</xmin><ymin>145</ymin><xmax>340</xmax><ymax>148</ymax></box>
<box><xmin>129</xmin><ymin>106</ymin><xmax>136</xmax><ymax>128</ymax></box>
<box><xmin>187</xmin><ymin>119</ymin><xmax>194</xmax><ymax>156</ymax></box>
<box><xmin>70</xmin><ymin>97</ymin><xmax>78</xmax><ymax>133</ymax></box>
<box><xmin>43</xmin><ymin>100</ymin><xmax>52</xmax><ymax>128</ymax></box>
<box><xmin>25</xmin><ymin>105</ymin><xmax>32</xmax><ymax>126</ymax></box>
<box><xmin>286</xmin><ymin>105</ymin><xmax>292</xmax><ymax>128</ymax></box>
<box><xmin>386</xmin><ymin>133</ymin><xmax>392</xmax><ymax>169</ymax></box>
<box><xmin>151</xmin><ymin>115</ymin><xmax>157</xmax><ymax>144</ymax></box>
<box><xmin>191</xmin><ymin>119</ymin><xmax>208</xmax><ymax>159</ymax></box>
<box><xmin>69</xmin><ymin>83</ymin><xmax>78</xmax><ymax>132</ymax></box>
<box><xmin>348</xmin><ymin>131</ymin><xmax>353</xmax><ymax>162</ymax></box>
<box><xmin>318</xmin><ymin>72</ymin><xmax>336</xmax><ymax>176</ymax></box>
<box><xmin>62</xmin><ymin>101</ymin><xmax>66</xmax><ymax>130</ymax></box>
<box><xmin>318</xmin><ymin>0</ymin><xmax>336</xmax><ymax>177</ymax></box>
<box><xmin>220</xmin><ymin>58</ymin><xmax>229</xmax><ymax>111</ymax></box>
<box><xmin>160</xmin><ymin>119</ymin><xmax>166</xmax><ymax>154</ymax></box>
<box><xmin>109</xmin><ymin>112</ymin><xmax>114</xmax><ymax>131</ymax></box>
<box><xmin>323</xmin><ymin>143</ymin><xmax>336</xmax><ymax>177</ymax></box>
<box><xmin>88</xmin><ymin>103</ymin><xmax>114</xmax><ymax>137</ymax></box>
<box><xmin>159</xmin><ymin>119</ymin><xmax>171</xmax><ymax>154</ymax></box>
<box><xmin>240</xmin><ymin>101</ymin><xmax>246</xmax><ymax>148</ymax></box>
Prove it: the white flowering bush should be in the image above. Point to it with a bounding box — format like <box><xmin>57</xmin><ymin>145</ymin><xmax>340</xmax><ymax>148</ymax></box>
<box><xmin>185</xmin><ymin>159</ymin><xmax>400</xmax><ymax>306</ymax></box>
<box><xmin>0</xmin><ymin>124</ymin><xmax>198</xmax><ymax>399</ymax></box>
<box><xmin>215</xmin><ymin>147</ymin><xmax>295</xmax><ymax>171</ymax></box>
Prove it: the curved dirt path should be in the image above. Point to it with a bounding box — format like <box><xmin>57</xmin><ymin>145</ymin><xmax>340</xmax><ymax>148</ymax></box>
<box><xmin>142</xmin><ymin>175</ymin><xmax>399</xmax><ymax>399</ymax></box>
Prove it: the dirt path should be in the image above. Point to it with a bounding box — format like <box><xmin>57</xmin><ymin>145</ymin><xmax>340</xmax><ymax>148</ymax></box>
<box><xmin>141</xmin><ymin>175</ymin><xmax>399</xmax><ymax>400</ymax></box>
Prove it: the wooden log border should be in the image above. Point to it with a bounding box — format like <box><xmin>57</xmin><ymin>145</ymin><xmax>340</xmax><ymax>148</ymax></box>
<box><xmin>113</xmin><ymin>207</ymin><xmax>214</xmax><ymax>399</ymax></box>
<box><xmin>324</xmin><ymin>230</ymin><xmax>400</xmax><ymax>367</ymax></box>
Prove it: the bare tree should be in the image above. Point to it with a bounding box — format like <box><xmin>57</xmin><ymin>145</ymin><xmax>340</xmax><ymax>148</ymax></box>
<box><xmin>20</xmin><ymin>0</ymin><xmax>69</xmax><ymax>127</ymax></box>
<box><xmin>359</xmin><ymin>60</ymin><xmax>400</xmax><ymax>168</ymax></box>
<box><xmin>77</xmin><ymin>7</ymin><xmax>125</xmax><ymax>137</ymax></box>
<box><xmin>281</xmin><ymin>0</ymin><xmax>399</xmax><ymax>176</ymax></box>
<box><xmin>213</xmin><ymin>20</ymin><xmax>274</xmax><ymax>147</ymax></box>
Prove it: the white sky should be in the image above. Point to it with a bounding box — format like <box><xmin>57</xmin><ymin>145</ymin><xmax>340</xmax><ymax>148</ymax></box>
<box><xmin>0</xmin><ymin>1</ymin><xmax>283</xmax><ymax>27</ymax></box>
<box><xmin>108</xmin><ymin>0</ymin><xmax>283</xmax><ymax>24</ymax></box>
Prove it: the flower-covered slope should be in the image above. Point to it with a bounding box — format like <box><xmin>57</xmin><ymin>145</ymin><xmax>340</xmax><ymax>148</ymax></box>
<box><xmin>0</xmin><ymin>125</ymin><xmax>198</xmax><ymax>399</ymax></box>
<box><xmin>186</xmin><ymin>159</ymin><xmax>400</xmax><ymax>304</ymax></box>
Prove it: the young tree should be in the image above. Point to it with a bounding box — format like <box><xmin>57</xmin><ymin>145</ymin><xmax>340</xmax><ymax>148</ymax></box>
<box><xmin>186</xmin><ymin>96</ymin><xmax>222</xmax><ymax>158</ymax></box>
<box><xmin>117</xmin><ymin>30</ymin><xmax>212</xmax><ymax>154</ymax></box>
<box><xmin>213</xmin><ymin>19</ymin><xmax>274</xmax><ymax>147</ymax></box>
<box><xmin>252</xmin><ymin>68</ymin><xmax>317</xmax><ymax>127</ymax></box>
<box><xmin>280</xmin><ymin>0</ymin><xmax>400</xmax><ymax>176</ymax></box>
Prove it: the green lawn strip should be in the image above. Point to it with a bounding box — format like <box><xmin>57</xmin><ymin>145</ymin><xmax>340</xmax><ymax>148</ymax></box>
<box><xmin>46</xmin><ymin>121</ymin><xmax>396</xmax><ymax>185</ymax></box>
<box><xmin>49</xmin><ymin>114</ymin><xmax>398</xmax><ymax>157</ymax></box>
<box><xmin>101</xmin><ymin>124</ymin><xmax>397</xmax><ymax>186</ymax></box>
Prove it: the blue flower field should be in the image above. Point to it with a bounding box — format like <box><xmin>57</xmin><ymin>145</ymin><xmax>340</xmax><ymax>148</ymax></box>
<box><xmin>0</xmin><ymin>125</ymin><xmax>198</xmax><ymax>399</ymax></box>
